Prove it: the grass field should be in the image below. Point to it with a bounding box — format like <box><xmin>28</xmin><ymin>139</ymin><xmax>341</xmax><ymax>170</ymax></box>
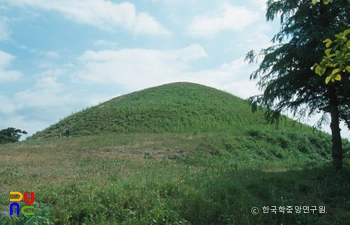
<box><xmin>1</xmin><ymin>82</ymin><xmax>349</xmax><ymax>224</ymax></box>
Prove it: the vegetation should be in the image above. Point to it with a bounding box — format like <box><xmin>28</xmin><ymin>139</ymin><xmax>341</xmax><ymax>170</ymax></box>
<box><xmin>1</xmin><ymin>82</ymin><xmax>349</xmax><ymax>224</ymax></box>
<box><xmin>245</xmin><ymin>0</ymin><xmax>350</xmax><ymax>170</ymax></box>
<box><xmin>312</xmin><ymin>0</ymin><xmax>350</xmax><ymax>131</ymax></box>
<box><xmin>0</xmin><ymin>127</ymin><xmax>27</xmax><ymax>145</ymax></box>
<box><xmin>313</xmin><ymin>29</ymin><xmax>350</xmax><ymax>84</ymax></box>
<box><xmin>312</xmin><ymin>0</ymin><xmax>349</xmax><ymax>87</ymax></box>
<box><xmin>30</xmin><ymin>82</ymin><xmax>274</xmax><ymax>139</ymax></box>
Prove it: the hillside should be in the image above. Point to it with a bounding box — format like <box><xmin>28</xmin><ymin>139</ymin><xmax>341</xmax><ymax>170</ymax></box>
<box><xmin>27</xmin><ymin>81</ymin><xmax>341</xmax><ymax>163</ymax></box>
<box><xmin>2</xmin><ymin>82</ymin><xmax>350</xmax><ymax>224</ymax></box>
<box><xmin>32</xmin><ymin>82</ymin><xmax>306</xmax><ymax>139</ymax></box>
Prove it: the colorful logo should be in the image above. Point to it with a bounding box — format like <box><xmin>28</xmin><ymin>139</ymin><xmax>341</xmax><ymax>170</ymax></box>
<box><xmin>9</xmin><ymin>192</ymin><xmax>35</xmax><ymax>216</ymax></box>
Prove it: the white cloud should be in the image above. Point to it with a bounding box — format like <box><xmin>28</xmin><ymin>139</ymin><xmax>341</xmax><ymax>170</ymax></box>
<box><xmin>250</xmin><ymin>0</ymin><xmax>267</xmax><ymax>11</ymax></box>
<box><xmin>132</xmin><ymin>12</ymin><xmax>171</xmax><ymax>36</ymax></box>
<box><xmin>187</xmin><ymin>3</ymin><xmax>259</xmax><ymax>38</ymax></box>
<box><xmin>75</xmin><ymin>44</ymin><xmax>208</xmax><ymax>89</ymax></box>
<box><xmin>15</xmin><ymin>88</ymin><xmax>63</xmax><ymax>108</ymax></box>
<box><xmin>38</xmin><ymin>61</ymin><xmax>56</xmax><ymax>69</ymax></box>
<box><xmin>79</xmin><ymin>44</ymin><xmax>207</xmax><ymax>64</ymax></box>
<box><xmin>4</xmin><ymin>0</ymin><xmax>171</xmax><ymax>36</ymax></box>
<box><xmin>0</xmin><ymin>75</ymin><xmax>114</xmax><ymax>137</ymax></box>
<box><xmin>38</xmin><ymin>68</ymin><xmax>66</xmax><ymax>77</ymax></box>
<box><xmin>37</xmin><ymin>51</ymin><xmax>60</xmax><ymax>59</ymax></box>
<box><xmin>0</xmin><ymin>17</ymin><xmax>11</xmax><ymax>41</ymax></box>
<box><xmin>93</xmin><ymin>39</ymin><xmax>118</xmax><ymax>49</ymax></box>
<box><xmin>0</xmin><ymin>51</ymin><xmax>22</xmax><ymax>82</ymax></box>
<box><xmin>45</xmin><ymin>51</ymin><xmax>60</xmax><ymax>58</ymax></box>
<box><xmin>35</xmin><ymin>77</ymin><xmax>63</xmax><ymax>90</ymax></box>
<box><xmin>0</xmin><ymin>77</ymin><xmax>64</xmax><ymax>114</ymax></box>
<box><xmin>179</xmin><ymin>57</ymin><xmax>261</xmax><ymax>99</ymax></box>
<box><xmin>171</xmin><ymin>44</ymin><xmax>207</xmax><ymax>62</ymax></box>
<box><xmin>0</xmin><ymin>94</ymin><xmax>16</xmax><ymax>114</ymax></box>
<box><xmin>73</xmin><ymin>44</ymin><xmax>261</xmax><ymax>99</ymax></box>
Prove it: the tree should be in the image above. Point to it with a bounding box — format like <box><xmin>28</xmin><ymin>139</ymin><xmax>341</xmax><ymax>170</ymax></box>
<box><xmin>245</xmin><ymin>0</ymin><xmax>350</xmax><ymax>170</ymax></box>
<box><xmin>311</xmin><ymin>0</ymin><xmax>350</xmax><ymax>171</ymax></box>
<box><xmin>312</xmin><ymin>0</ymin><xmax>350</xmax><ymax>85</ymax></box>
<box><xmin>311</xmin><ymin>0</ymin><xmax>350</xmax><ymax>130</ymax></box>
<box><xmin>0</xmin><ymin>127</ymin><xmax>27</xmax><ymax>144</ymax></box>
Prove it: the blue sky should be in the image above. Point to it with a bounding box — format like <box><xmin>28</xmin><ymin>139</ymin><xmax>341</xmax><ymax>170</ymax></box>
<box><xmin>1</xmin><ymin>0</ymin><xmax>349</xmax><ymax>139</ymax></box>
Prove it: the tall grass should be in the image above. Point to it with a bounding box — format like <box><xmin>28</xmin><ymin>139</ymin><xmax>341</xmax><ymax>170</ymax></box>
<box><xmin>1</xmin><ymin>132</ymin><xmax>349</xmax><ymax>224</ymax></box>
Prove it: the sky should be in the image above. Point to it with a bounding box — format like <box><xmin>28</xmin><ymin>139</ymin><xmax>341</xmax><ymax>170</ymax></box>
<box><xmin>0</xmin><ymin>0</ymin><xmax>349</xmax><ymax>140</ymax></box>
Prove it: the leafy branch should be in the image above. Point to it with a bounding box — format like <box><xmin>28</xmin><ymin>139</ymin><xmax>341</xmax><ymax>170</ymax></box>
<box><xmin>313</xmin><ymin>29</ymin><xmax>350</xmax><ymax>84</ymax></box>
<box><xmin>312</xmin><ymin>0</ymin><xmax>350</xmax><ymax>84</ymax></box>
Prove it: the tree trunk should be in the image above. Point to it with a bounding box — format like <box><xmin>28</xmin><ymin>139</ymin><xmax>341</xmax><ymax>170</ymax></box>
<box><xmin>329</xmin><ymin>85</ymin><xmax>342</xmax><ymax>170</ymax></box>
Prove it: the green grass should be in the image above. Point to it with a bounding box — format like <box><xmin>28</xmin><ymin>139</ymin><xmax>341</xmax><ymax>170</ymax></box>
<box><xmin>30</xmin><ymin>82</ymin><xmax>299</xmax><ymax>139</ymax></box>
<box><xmin>1</xmin><ymin>82</ymin><xmax>350</xmax><ymax>224</ymax></box>
<box><xmin>1</xmin><ymin>132</ymin><xmax>349</xmax><ymax>225</ymax></box>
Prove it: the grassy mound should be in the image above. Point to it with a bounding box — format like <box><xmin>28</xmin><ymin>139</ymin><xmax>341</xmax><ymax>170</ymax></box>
<box><xmin>31</xmin><ymin>82</ymin><xmax>291</xmax><ymax>139</ymax></box>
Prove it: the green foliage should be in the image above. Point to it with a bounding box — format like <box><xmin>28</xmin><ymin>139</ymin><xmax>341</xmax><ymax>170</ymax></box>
<box><xmin>311</xmin><ymin>0</ymin><xmax>350</xmax><ymax>99</ymax></box>
<box><xmin>312</xmin><ymin>0</ymin><xmax>330</xmax><ymax>5</ymax></box>
<box><xmin>0</xmin><ymin>127</ymin><xmax>27</xmax><ymax>144</ymax></box>
<box><xmin>245</xmin><ymin>0</ymin><xmax>350</xmax><ymax>124</ymax></box>
<box><xmin>314</xmin><ymin>29</ymin><xmax>350</xmax><ymax>84</ymax></box>
<box><xmin>29</xmin><ymin>82</ymin><xmax>269</xmax><ymax>139</ymax></box>
<box><xmin>246</xmin><ymin>0</ymin><xmax>350</xmax><ymax>169</ymax></box>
